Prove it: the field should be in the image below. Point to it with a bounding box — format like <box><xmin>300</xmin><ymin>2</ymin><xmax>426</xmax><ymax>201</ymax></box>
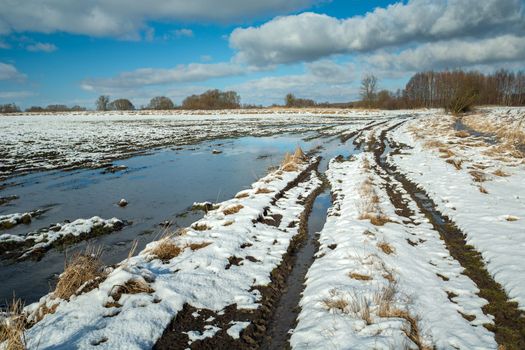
<box><xmin>1</xmin><ymin>108</ymin><xmax>524</xmax><ymax>350</ymax></box>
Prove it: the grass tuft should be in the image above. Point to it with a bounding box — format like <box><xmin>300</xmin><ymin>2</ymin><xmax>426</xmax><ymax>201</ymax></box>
<box><xmin>223</xmin><ymin>204</ymin><xmax>244</xmax><ymax>215</ymax></box>
<box><xmin>54</xmin><ymin>246</ymin><xmax>105</xmax><ymax>300</ymax></box>
<box><xmin>377</xmin><ymin>240</ymin><xmax>395</xmax><ymax>255</ymax></box>
<box><xmin>349</xmin><ymin>272</ymin><xmax>373</xmax><ymax>281</ymax></box>
<box><xmin>0</xmin><ymin>298</ymin><xmax>26</xmax><ymax>350</ymax></box>
<box><xmin>149</xmin><ymin>235</ymin><xmax>182</xmax><ymax>262</ymax></box>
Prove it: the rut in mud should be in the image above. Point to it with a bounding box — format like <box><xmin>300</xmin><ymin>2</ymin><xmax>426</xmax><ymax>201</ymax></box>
<box><xmin>154</xmin><ymin>160</ymin><xmax>325</xmax><ymax>350</ymax></box>
<box><xmin>374</xmin><ymin>121</ymin><xmax>525</xmax><ymax>349</ymax></box>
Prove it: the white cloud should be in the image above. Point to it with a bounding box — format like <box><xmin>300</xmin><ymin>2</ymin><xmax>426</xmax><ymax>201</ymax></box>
<box><xmin>0</xmin><ymin>90</ymin><xmax>34</xmax><ymax>99</ymax></box>
<box><xmin>230</xmin><ymin>0</ymin><xmax>525</xmax><ymax>66</ymax></box>
<box><xmin>0</xmin><ymin>62</ymin><xmax>25</xmax><ymax>81</ymax></box>
<box><xmin>81</xmin><ymin>62</ymin><xmax>247</xmax><ymax>91</ymax></box>
<box><xmin>0</xmin><ymin>39</ymin><xmax>9</xmax><ymax>49</ymax></box>
<box><xmin>174</xmin><ymin>28</ymin><xmax>193</xmax><ymax>38</ymax></box>
<box><xmin>231</xmin><ymin>60</ymin><xmax>357</xmax><ymax>104</ymax></box>
<box><xmin>26</xmin><ymin>42</ymin><xmax>57</xmax><ymax>52</ymax></box>
<box><xmin>368</xmin><ymin>35</ymin><xmax>525</xmax><ymax>72</ymax></box>
<box><xmin>0</xmin><ymin>0</ymin><xmax>320</xmax><ymax>39</ymax></box>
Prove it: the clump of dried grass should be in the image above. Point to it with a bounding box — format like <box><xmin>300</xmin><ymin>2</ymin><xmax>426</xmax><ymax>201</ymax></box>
<box><xmin>349</xmin><ymin>272</ymin><xmax>372</xmax><ymax>281</ymax></box>
<box><xmin>358</xmin><ymin>177</ymin><xmax>391</xmax><ymax>226</ymax></box>
<box><xmin>0</xmin><ymin>298</ymin><xmax>26</xmax><ymax>350</ymax></box>
<box><xmin>321</xmin><ymin>289</ymin><xmax>349</xmax><ymax>314</ymax></box>
<box><xmin>377</xmin><ymin>240</ymin><xmax>395</xmax><ymax>255</ymax></box>
<box><xmin>469</xmin><ymin>170</ymin><xmax>488</xmax><ymax>183</ymax></box>
<box><xmin>493</xmin><ymin>169</ymin><xmax>510</xmax><ymax>177</ymax></box>
<box><xmin>192</xmin><ymin>222</ymin><xmax>211</xmax><ymax>231</ymax></box>
<box><xmin>54</xmin><ymin>246</ymin><xmax>105</xmax><ymax>300</ymax></box>
<box><xmin>223</xmin><ymin>220</ymin><xmax>234</xmax><ymax>226</ymax></box>
<box><xmin>446</xmin><ymin>158</ymin><xmax>463</xmax><ymax>170</ymax></box>
<box><xmin>255</xmin><ymin>188</ymin><xmax>273</xmax><ymax>194</ymax></box>
<box><xmin>281</xmin><ymin>146</ymin><xmax>307</xmax><ymax>172</ymax></box>
<box><xmin>455</xmin><ymin>130</ymin><xmax>470</xmax><ymax>138</ymax></box>
<box><xmin>149</xmin><ymin>235</ymin><xmax>182</xmax><ymax>262</ymax></box>
<box><xmin>223</xmin><ymin>204</ymin><xmax>244</xmax><ymax>215</ymax></box>
<box><xmin>235</xmin><ymin>192</ymin><xmax>250</xmax><ymax>199</ymax></box>
<box><xmin>187</xmin><ymin>242</ymin><xmax>211</xmax><ymax>251</ymax></box>
<box><xmin>110</xmin><ymin>279</ymin><xmax>154</xmax><ymax>302</ymax></box>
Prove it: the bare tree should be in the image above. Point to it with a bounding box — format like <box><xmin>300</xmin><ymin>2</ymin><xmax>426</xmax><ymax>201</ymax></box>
<box><xmin>148</xmin><ymin>96</ymin><xmax>175</xmax><ymax>110</ymax></box>
<box><xmin>109</xmin><ymin>98</ymin><xmax>134</xmax><ymax>111</ymax></box>
<box><xmin>96</xmin><ymin>95</ymin><xmax>110</xmax><ymax>111</ymax></box>
<box><xmin>360</xmin><ymin>74</ymin><xmax>378</xmax><ymax>108</ymax></box>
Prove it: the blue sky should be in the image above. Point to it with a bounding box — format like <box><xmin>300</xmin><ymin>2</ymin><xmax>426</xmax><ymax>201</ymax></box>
<box><xmin>0</xmin><ymin>0</ymin><xmax>524</xmax><ymax>108</ymax></box>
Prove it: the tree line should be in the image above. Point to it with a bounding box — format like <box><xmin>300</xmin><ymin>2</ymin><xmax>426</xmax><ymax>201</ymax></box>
<box><xmin>1</xmin><ymin>69</ymin><xmax>524</xmax><ymax>114</ymax></box>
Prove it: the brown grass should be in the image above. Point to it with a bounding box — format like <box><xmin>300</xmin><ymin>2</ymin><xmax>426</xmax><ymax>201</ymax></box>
<box><xmin>54</xmin><ymin>247</ymin><xmax>105</xmax><ymax>300</ymax></box>
<box><xmin>377</xmin><ymin>241</ymin><xmax>395</xmax><ymax>255</ymax></box>
<box><xmin>223</xmin><ymin>204</ymin><xmax>244</xmax><ymax>215</ymax></box>
<box><xmin>479</xmin><ymin>185</ymin><xmax>488</xmax><ymax>194</ymax></box>
<box><xmin>223</xmin><ymin>220</ymin><xmax>234</xmax><ymax>226</ymax></box>
<box><xmin>455</xmin><ymin>130</ymin><xmax>470</xmax><ymax>138</ymax></box>
<box><xmin>446</xmin><ymin>158</ymin><xmax>463</xmax><ymax>170</ymax></box>
<box><xmin>438</xmin><ymin>148</ymin><xmax>455</xmax><ymax>158</ymax></box>
<box><xmin>192</xmin><ymin>222</ymin><xmax>211</xmax><ymax>231</ymax></box>
<box><xmin>506</xmin><ymin>216</ymin><xmax>519</xmax><ymax>222</ymax></box>
<box><xmin>349</xmin><ymin>295</ymin><xmax>372</xmax><ymax>325</ymax></box>
<box><xmin>281</xmin><ymin>146</ymin><xmax>307</xmax><ymax>172</ymax></box>
<box><xmin>349</xmin><ymin>272</ymin><xmax>372</xmax><ymax>281</ymax></box>
<box><xmin>110</xmin><ymin>279</ymin><xmax>154</xmax><ymax>302</ymax></box>
<box><xmin>423</xmin><ymin>140</ymin><xmax>446</xmax><ymax>149</ymax></box>
<box><xmin>0</xmin><ymin>298</ymin><xmax>26</xmax><ymax>350</ymax></box>
<box><xmin>235</xmin><ymin>192</ymin><xmax>250</xmax><ymax>199</ymax></box>
<box><xmin>493</xmin><ymin>169</ymin><xmax>510</xmax><ymax>177</ymax></box>
<box><xmin>469</xmin><ymin>170</ymin><xmax>488</xmax><ymax>183</ymax></box>
<box><xmin>187</xmin><ymin>242</ymin><xmax>211</xmax><ymax>251</ymax></box>
<box><xmin>321</xmin><ymin>289</ymin><xmax>349</xmax><ymax>314</ymax></box>
<box><xmin>149</xmin><ymin>235</ymin><xmax>182</xmax><ymax>261</ymax></box>
<box><xmin>255</xmin><ymin>188</ymin><xmax>273</xmax><ymax>194</ymax></box>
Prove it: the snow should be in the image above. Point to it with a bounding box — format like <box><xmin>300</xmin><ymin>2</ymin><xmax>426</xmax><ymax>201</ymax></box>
<box><xmin>0</xmin><ymin>216</ymin><xmax>124</xmax><ymax>259</ymax></box>
<box><xmin>22</xmin><ymin>158</ymin><xmax>322</xmax><ymax>349</ymax></box>
<box><xmin>291</xmin><ymin>153</ymin><xmax>497</xmax><ymax>349</ymax></box>
<box><xmin>226</xmin><ymin>321</ymin><xmax>251</xmax><ymax>339</ymax></box>
<box><xmin>0</xmin><ymin>210</ymin><xmax>43</xmax><ymax>229</ymax></box>
<box><xmin>0</xmin><ymin>110</ymin><xmax>396</xmax><ymax>178</ymax></box>
<box><xmin>390</xmin><ymin>107</ymin><xmax>525</xmax><ymax>309</ymax></box>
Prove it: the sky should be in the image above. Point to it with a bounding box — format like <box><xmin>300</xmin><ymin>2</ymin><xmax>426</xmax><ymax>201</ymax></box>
<box><xmin>0</xmin><ymin>0</ymin><xmax>524</xmax><ymax>109</ymax></box>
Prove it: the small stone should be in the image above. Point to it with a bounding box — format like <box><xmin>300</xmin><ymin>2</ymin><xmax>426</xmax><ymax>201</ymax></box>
<box><xmin>20</xmin><ymin>214</ymin><xmax>32</xmax><ymax>225</ymax></box>
<box><xmin>212</xmin><ymin>149</ymin><xmax>222</xmax><ymax>154</ymax></box>
<box><xmin>118</xmin><ymin>199</ymin><xmax>128</xmax><ymax>207</ymax></box>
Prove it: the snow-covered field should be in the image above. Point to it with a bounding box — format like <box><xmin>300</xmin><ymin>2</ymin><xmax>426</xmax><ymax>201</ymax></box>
<box><xmin>1</xmin><ymin>107</ymin><xmax>524</xmax><ymax>349</ymax></box>
<box><xmin>0</xmin><ymin>109</ymin><xmax>395</xmax><ymax>179</ymax></box>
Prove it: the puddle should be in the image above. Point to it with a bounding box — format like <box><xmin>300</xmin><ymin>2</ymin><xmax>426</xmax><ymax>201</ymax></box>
<box><xmin>0</xmin><ymin>133</ymin><xmax>352</xmax><ymax>303</ymax></box>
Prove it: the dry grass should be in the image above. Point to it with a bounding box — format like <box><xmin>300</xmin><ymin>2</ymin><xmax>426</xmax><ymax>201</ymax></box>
<box><xmin>255</xmin><ymin>188</ymin><xmax>273</xmax><ymax>194</ymax></box>
<box><xmin>349</xmin><ymin>272</ymin><xmax>373</xmax><ymax>281</ymax></box>
<box><xmin>455</xmin><ymin>130</ymin><xmax>470</xmax><ymax>138</ymax></box>
<box><xmin>349</xmin><ymin>295</ymin><xmax>373</xmax><ymax>325</ymax></box>
<box><xmin>377</xmin><ymin>240</ymin><xmax>395</xmax><ymax>255</ymax></box>
<box><xmin>0</xmin><ymin>298</ymin><xmax>26</xmax><ymax>350</ymax></box>
<box><xmin>506</xmin><ymin>215</ymin><xmax>519</xmax><ymax>222</ymax></box>
<box><xmin>223</xmin><ymin>204</ymin><xmax>244</xmax><ymax>215</ymax></box>
<box><xmin>222</xmin><ymin>220</ymin><xmax>234</xmax><ymax>226</ymax></box>
<box><xmin>235</xmin><ymin>192</ymin><xmax>250</xmax><ymax>199</ymax></box>
<box><xmin>423</xmin><ymin>140</ymin><xmax>446</xmax><ymax>149</ymax></box>
<box><xmin>469</xmin><ymin>170</ymin><xmax>488</xmax><ymax>183</ymax></box>
<box><xmin>149</xmin><ymin>235</ymin><xmax>182</xmax><ymax>261</ymax></box>
<box><xmin>187</xmin><ymin>242</ymin><xmax>211</xmax><ymax>251</ymax></box>
<box><xmin>479</xmin><ymin>185</ymin><xmax>488</xmax><ymax>194</ymax></box>
<box><xmin>321</xmin><ymin>289</ymin><xmax>349</xmax><ymax>314</ymax></box>
<box><xmin>192</xmin><ymin>222</ymin><xmax>211</xmax><ymax>231</ymax></box>
<box><xmin>446</xmin><ymin>158</ymin><xmax>463</xmax><ymax>170</ymax></box>
<box><xmin>358</xmin><ymin>177</ymin><xmax>392</xmax><ymax>226</ymax></box>
<box><xmin>110</xmin><ymin>279</ymin><xmax>154</xmax><ymax>302</ymax></box>
<box><xmin>281</xmin><ymin>146</ymin><xmax>307</xmax><ymax>172</ymax></box>
<box><xmin>54</xmin><ymin>246</ymin><xmax>105</xmax><ymax>300</ymax></box>
<box><xmin>438</xmin><ymin>148</ymin><xmax>455</xmax><ymax>159</ymax></box>
<box><xmin>493</xmin><ymin>169</ymin><xmax>510</xmax><ymax>177</ymax></box>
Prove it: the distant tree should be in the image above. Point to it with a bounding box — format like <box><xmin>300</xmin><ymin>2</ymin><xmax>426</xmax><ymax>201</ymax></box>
<box><xmin>70</xmin><ymin>105</ymin><xmax>87</xmax><ymax>111</ymax></box>
<box><xmin>285</xmin><ymin>93</ymin><xmax>296</xmax><ymax>107</ymax></box>
<box><xmin>182</xmin><ymin>89</ymin><xmax>240</xmax><ymax>110</ymax></box>
<box><xmin>360</xmin><ymin>74</ymin><xmax>378</xmax><ymax>108</ymax></box>
<box><xmin>284</xmin><ymin>93</ymin><xmax>316</xmax><ymax>108</ymax></box>
<box><xmin>46</xmin><ymin>104</ymin><xmax>69</xmax><ymax>112</ymax></box>
<box><xmin>96</xmin><ymin>95</ymin><xmax>110</xmax><ymax>111</ymax></box>
<box><xmin>148</xmin><ymin>96</ymin><xmax>175</xmax><ymax>110</ymax></box>
<box><xmin>26</xmin><ymin>106</ymin><xmax>45</xmax><ymax>112</ymax></box>
<box><xmin>0</xmin><ymin>103</ymin><xmax>21</xmax><ymax>113</ymax></box>
<box><xmin>109</xmin><ymin>98</ymin><xmax>135</xmax><ymax>111</ymax></box>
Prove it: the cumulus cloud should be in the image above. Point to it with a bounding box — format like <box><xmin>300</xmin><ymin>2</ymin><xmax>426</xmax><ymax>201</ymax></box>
<box><xmin>231</xmin><ymin>60</ymin><xmax>356</xmax><ymax>104</ymax></box>
<box><xmin>230</xmin><ymin>0</ymin><xmax>525</xmax><ymax>66</ymax></box>
<box><xmin>0</xmin><ymin>62</ymin><xmax>25</xmax><ymax>81</ymax></box>
<box><xmin>0</xmin><ymin>0</ymin><xmax>319</xmax><ymax>39</ymax></box>
<box><xmin>0</xmin><ymin>90</ymin><xmax>34</xmax><ymax>99</ymax></box>
<box><xmin>81</xmin><ymin>62</ymin><xmax>247</xmax><ymax>91</ymax></box>
<box><xmin>26</xmin><ymin>42</ymin><xmax>57</xmax><ymax>52</ymax></box>
<box><xmin>368</xmin><ymin>35</ymin><xmax>525</xmax><ymax>72</ymax></box>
